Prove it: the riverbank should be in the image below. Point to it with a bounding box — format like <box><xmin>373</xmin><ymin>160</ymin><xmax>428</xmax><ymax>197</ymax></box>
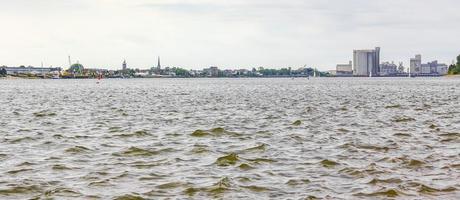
<box><xmin>1</xmin><ymin>75</ymin><xmax>458</xmax><ymax>79</ymax></box>
<box><xmin>445</xmin><ymin>74</ymin><xmax>460</xmax><ymax>78</ymax></box>
<box><xmin>0</xmin><ymin>75</ymin><xmax>24</xmax><ymax>79</ymax></box>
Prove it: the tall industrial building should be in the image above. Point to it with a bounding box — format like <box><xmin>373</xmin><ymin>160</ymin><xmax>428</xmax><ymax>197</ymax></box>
<box><xmin>353</xmin><ymin>47</ymin><xmax>380</xmax><ymax>76</ymax></box>
<box><xmin>409</xmin><ymin>55</ymin><xmax>422</xmax><ymax>74</ymax></box>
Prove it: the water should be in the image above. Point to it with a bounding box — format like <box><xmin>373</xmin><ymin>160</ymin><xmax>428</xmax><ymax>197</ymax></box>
<box><xmin>0</xmin><ymin>78</ymin><xmax>459</xmax><ymax>199</ymax></box>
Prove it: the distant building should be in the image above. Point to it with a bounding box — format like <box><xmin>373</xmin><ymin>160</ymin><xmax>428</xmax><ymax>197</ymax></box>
<box><xmin>204</xmin><ymin>66</ymin><xmax>219</xmax><ymax>77</ymax></box>
<box><xmin>122</xmin><ymin>60</ymin><xmax>127</xmax><ymax>71</ymax></box>
<box><xmin>5</xmin><ymin>66</ymin><xmax>61</xmax><ymax>75</ymax></box>
<box><xmin>150</xmin><ymin>57</ymin><xmax>162</xmax><ymax>75</ymax></box>
<box><xmin>410</xmin><ymin>55</ymin><xmax>448</xmax><ymax>75</ymax></box>
<box><xmin>336</xmin><ymin>61</ymin><xmax>353</xmax><ymax>77</ymax></box>
<box><xmin>380</xmin><ymin>61</ymin><xmax>398</xmax><ymax>76</ymax></box>
<box><xmin>353</xmin><ymin>47</ymin><xmax>380</xmax><ymax>76</ymax></box>
<box><xmin>397</xmin><ymin>62</ymin><xmax>405</xmax><ymax>73</ymax></box>
<box><xmin>421</xmin><ymin>64</ymin><xmax>431</xmax><ymax>74</ymax></box>
<box><xmin>410</xmin><ymin>55</ymin><xmax>422</xmax><ymax>74</ymax></box>
<box><xmin>422</xmin><ymin>60</ymin><xmax>448</xmax><ymax>75</ymax></box>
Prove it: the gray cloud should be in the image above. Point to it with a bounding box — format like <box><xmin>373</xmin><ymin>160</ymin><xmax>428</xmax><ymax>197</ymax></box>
<box><xmin>0</xmin><ymin>0</ymin><xmax>459</xmax><ymax>69</ymax></box>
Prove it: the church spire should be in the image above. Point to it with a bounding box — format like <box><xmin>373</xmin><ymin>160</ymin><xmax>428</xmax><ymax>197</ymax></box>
<box><xmin>122</xmin><ymin>59</ymin><xmax>127</xmax><ymax>71</ymax></box>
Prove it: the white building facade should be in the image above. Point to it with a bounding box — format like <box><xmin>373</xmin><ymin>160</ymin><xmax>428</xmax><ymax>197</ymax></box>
<box><xmin>336</xmin><ymin>61</ymin><xmax>353</xmax><ymax>76</ymax></box>
<box><xmin>353</xmin><ymin>47</ymin><xmax>380</xmax><ymax>76</ymax></box>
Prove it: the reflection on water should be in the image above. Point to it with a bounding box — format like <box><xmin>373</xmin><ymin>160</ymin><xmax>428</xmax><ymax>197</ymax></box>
<box><xmin>0</xmin><ymin>78</ymin><xmax>459</xmax><ymax>199</ymax></box>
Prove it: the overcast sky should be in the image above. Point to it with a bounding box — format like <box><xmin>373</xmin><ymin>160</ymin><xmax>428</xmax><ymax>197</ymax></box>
<box><xmin>1</xmin><ymin>0</ymin><xmax>459</xmax><ymax>70</ymax></box>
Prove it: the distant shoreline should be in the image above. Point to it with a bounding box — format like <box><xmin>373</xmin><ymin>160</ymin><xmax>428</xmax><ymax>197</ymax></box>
<box><xmin>1</xmin><ymin>75</ymin><xmax>458</xmax><ymax>80</ymax></box>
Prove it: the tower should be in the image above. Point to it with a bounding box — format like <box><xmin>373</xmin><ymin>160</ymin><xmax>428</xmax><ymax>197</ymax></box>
<box><xmin>157</xmin><ymin>56</ymin><xmax>161</xmax><ymax>70</ymax></box>
<box><xmin>122</xmin><ymin>60</ymin><xmax>127</xmax><ymax>71</ymax></box>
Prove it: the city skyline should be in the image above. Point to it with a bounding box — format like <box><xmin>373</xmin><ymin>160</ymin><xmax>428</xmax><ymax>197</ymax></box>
<box><xmin>1</xmin><ymin>0</ymin><xmax>459</xmax><ymax>70</ymax></box>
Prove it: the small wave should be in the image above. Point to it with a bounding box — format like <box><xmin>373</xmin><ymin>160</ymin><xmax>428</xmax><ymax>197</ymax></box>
<box><xmin>189</xmin><ymin>145</ymin><xmax>209</xmax><ymax>154</ymax></box>
<box><xmin>184</xmin><ymin>177</ymin><xmax>233</xmax><ymax>197</ymax></box>
<box><xmin>405</xmin><ymin>159</ymin><xmax>428</xmax><ymax>169</ymax></box>
<box><xmin>404</xmin><ymin>182</ymin><xmax>457</xmax><ymax>195</ymax></box>
<box><xmin>385</xmin><ymin>104</ymin><xmax>402</xmax><ymax>109</ymax></box>
<box><xmin>367</xmin><ymin>178</ymin><xmax>403</xmax><ymax>185</ymax></box>
<box><xmin>286</xmin><ymin>179</ymin><xmax>310</xmax><ymax>186</ymax></box>
<box><xmin>65</xmin><ymin>146</ymin><xmax>91</xmax><ymax>154</ymax></box>
<box><xmin>238</xmin><ymin>163</ymin><xmax>254</xmax><ymax>170</ymax></box>
<box><xmin>339</xmin><ymin>164</ymin><xmax>387</xmax><ymax>178</ymax></box>
<box><xmin>355</xmin><ymin>144</ymin><xmax>392</xmax><ymax>152</ymax></box>
<box><xmin>113</xmin><ymin>194</ymin><xmax>146</xmax><ymax>200</ymax></box>
<box><xmin>442</xmin><ymin>163</ymin><xmax>460</xmax><ymax>170</ymax></box>
<box><xmin>33</xmin><ymin>111</ymin><xmax>57</xmax><ymax>117</ymax></box>
<box><xmin>113</xmin><ymin>147</ymin><xmax>158</xmax><ymax>157</ymax></box>
<box><xmin>208</xmin><ymin>177</ymin><xmax>232</xmax><ymax>195</ymax></box>
<box><xmin>44</xmin><ymin>187</ymin><xmax>82</xmax><ymax>198</ymax></box>
<box><xmin>320</xmin><ymin>159</ymin><xmax>340</xmax><ymax>168</ymax></box>
<box><xmin>130</xmin><ymin>160</ymin><xmax>167</xmax><ymax>169</ymax></box>
<box><xmin>7</xmin><ymin>168</ymin><xmax>33</xmax><ymax>174</ymax></box>
<box><xmin>191</xmin><ymin>128</ymin><xmax>241</xmax><ymax>137</ymax></box>
<box><xmin>242</xmin><ymin>143</ymin><xmax>267</xmax><ymax>153</ymax></box>
<box><xmin>354</xmin><ymin>188</ymin><xmax>403</xmax><ymax>197</ymax></box>
<box><xmin>88</xmin><ymin>179</ymin><xmax>113</xmax><ymax>187</ymax></box>
<box><xmin>17</xmin><ymin>162</ymin><xmax>36</xmax><ymax>166</ymax></box>
<box><xmin>0</xmin><ymin>185</ymin><xmax>42</xmax><ymax>195</ymax></box>
<box><xmin>8</xmin><ymin>136</ymin><xmax>35</xmax><ymax>144</ymax></box>
<box><xmin>418</xmin><ymin>184</ymin><xmax>457</xmax><ymax>195</ymax></box>
<box><xmin>191</xmin><ymin>130</ymin><xmax>210</xmax><ymax>137</ymax></box>
<box><xmin>246</xmin><ymin>157</ymin><xmax>277</xmax><ymax>164</ymax></box>
<box><xmin>108</xmin><ymin>126</ymin><xmax>123</xmax><ymax>133</ymax></box>
<box><xmin>392</xmin><ymin>116</ymin><xmax>416</xmax><ymax>123</ymax></box>
<box><xmin>156</xmin><ymin>182</ymin><xmax>187</xmax><ymax>189</ymax></box>
<box><xmin>114</xmin><ymin>130</ymin><xmax>151</xmax><ymax>138</ymax></box>
<box><xmin>216</xmin><ymin>153</ymin><xmax>239</xmax><ymax>166</ymax></box>
<box><xmin>52</xmin><ymin>164</ymin><xmax>73</xmax><ymax>170</ymax></box>
<box><xmin>337</xmin><ymin>128</ymin><xmax>350</xmax><ymax>133</ymax></box>
<box><xmin>393</xmin><ymin>133</ymin><xmax>412</xmax><ymax>137</ymax></box>
<box><xmin>292</xmin><ymin>120</ymin><xmax>302</xmax><ymax>126</ymax></box>
<box><xmin>241</xmin><ymin>185</ymin><xmax>270</xmax><ymax>192</ymax></box>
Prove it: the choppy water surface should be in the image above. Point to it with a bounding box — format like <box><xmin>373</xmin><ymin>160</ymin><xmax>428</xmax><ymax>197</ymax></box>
<box><xmin>0</xmin><ymin>78</ymin><xmax>459</xmax><ymax>199</ymax></box>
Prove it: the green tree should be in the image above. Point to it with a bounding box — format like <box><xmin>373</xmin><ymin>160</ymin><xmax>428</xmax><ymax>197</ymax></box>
<box><xmin>69</xmin><ymin>63</ymin><xmax>84</xmax><ymax>74</ymax></box>
<box><xmin>448</xmin><ymin>54</ymin><xmax>460</xmax><ymax>74</ymax></box>
<box><xmin>449</xmin><ymin>64</ymin><xmax>456</xmax><ymax>74</ymax></box>
<box><xmin>174</xmin><ymin>67</ymin><xmax>189</xmax><ymax>77</ymax></box>
<box><xmin>0</xmin><ymin>68</ymin><xmax>6</xmax><ymax>76</ymax></box>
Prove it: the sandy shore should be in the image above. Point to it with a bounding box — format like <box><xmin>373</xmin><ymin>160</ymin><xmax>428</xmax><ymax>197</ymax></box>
<box><xmin>444</xmin><ymin>74</ymin><xmax>460</xmax><ymax>78</ymax></box>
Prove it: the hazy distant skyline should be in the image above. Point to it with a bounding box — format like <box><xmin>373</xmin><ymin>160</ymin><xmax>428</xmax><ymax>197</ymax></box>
<box><xmin>1</xmin><ymin>0</ymin><xmax>459</xmax><ymax>70</ymax></box>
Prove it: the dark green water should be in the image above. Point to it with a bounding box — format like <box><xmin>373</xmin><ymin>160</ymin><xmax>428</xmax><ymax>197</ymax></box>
<box><xmin>0</xmin><ymin>78</ymin><xmax>459</xmax><ymax>199</ymax></box>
